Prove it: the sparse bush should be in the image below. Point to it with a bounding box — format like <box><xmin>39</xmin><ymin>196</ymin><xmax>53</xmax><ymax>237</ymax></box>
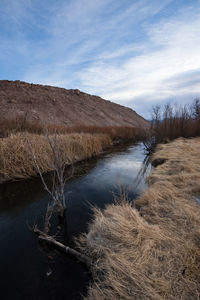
<box><xmin>144</xmin><ymin>100</ymin><xmax>200</xmax><ymax>152</ymax></box>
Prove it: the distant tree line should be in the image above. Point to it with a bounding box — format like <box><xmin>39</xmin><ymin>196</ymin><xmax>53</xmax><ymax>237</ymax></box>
<box><xmin>143</xmin><ymin>99</ymin><xmax>200</xmax><ymax>152</ymax></box>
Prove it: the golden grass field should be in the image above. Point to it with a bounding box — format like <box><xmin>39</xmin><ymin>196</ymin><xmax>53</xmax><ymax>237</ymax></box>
<box><xmin>0</xmin><ymin>132</ymin><xmax>112</xmax><ymax>182</ymax></box>
<box><xmin>78</xmin><ymin>137</ymin><xmax>200</xmax><ymax>300</ymax></box>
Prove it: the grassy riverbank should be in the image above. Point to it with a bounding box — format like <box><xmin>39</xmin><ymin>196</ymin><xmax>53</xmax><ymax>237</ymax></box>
<box><xmin>0</xmin><ymin>132</ymin><xmax>112</xmax><ymax>182</ymax></box>
<box><xmin>78</xmin><ymin>137</ymin><xmax>200</xmax><ymax>300</ymax></box>
<box><xmin>0</xmin><ymin>121</ymin><xmax>145</xmax><ymax>183</ymax></box>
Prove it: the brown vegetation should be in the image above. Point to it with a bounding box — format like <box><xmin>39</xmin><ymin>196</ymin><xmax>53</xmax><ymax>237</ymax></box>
<box><xmin>0</xmin><ymin>115</ymin><xmax>142</xmax><ymax>141</ymax></box>
<box><xmin>144</xmin><ymin>100</ymin><xmax>200</xmax><ymax>152</ymax></box>
<box><xmin>0</xmin><ymin>132</ymin><xmax>112</xmax><ymax>182</ymax></box>
<box><xmin>0</xmin><ymin>80</ymin><xmax>149</xmax><ymax>183</ymax></box>
<box><xmin>78</xmin><ymin>137</ymin><xmax>200</xmax><ymax>300</ymax></box>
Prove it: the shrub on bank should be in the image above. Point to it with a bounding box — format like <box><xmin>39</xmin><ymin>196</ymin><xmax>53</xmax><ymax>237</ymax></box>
<box><xmin>143</xmin><ymin>99</ymin><xmax>200</xmax><ymax>152</ymax></box>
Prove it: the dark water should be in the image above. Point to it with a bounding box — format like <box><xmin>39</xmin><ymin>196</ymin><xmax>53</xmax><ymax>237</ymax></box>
<box><xmin>0</xmin><ymin>142</ymin><xmax>151</xmax><ymax>300</ymax></box>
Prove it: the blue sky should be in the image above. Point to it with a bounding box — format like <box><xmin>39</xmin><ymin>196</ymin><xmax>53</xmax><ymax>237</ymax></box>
<box><xmin>0</xmin><ymin>0</ymin><xmax>200</xmax><ymax>118</ymax></box>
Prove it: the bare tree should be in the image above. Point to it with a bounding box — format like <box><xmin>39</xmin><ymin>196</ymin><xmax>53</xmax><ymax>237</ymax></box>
<box><xmin>28</xmin><ymin>135</ymin><xmax>65</xmax><ymax>220</ymax></box>
<box><xmin>152</xmin><ymin>105</ymin><xmax>161</xmax><ymax>127</ymax></box>
<box><xmin>192</xmin><ymin>98</ymin><xmax>200</xmax><ymax>121</ymax></box>
<box><xmin>27</xmin><ymin>130</ymin><xmax>92</xmax><ymax>267</ymax></box>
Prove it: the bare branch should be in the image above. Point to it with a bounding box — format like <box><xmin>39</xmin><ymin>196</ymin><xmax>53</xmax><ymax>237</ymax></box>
<box><xmin>34</xmin><ymin>227</ymin><xmax>92</xmax><ymax>268</ymax></box>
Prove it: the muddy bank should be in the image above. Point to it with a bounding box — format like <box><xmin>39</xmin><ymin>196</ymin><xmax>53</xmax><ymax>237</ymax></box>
<box><xmin>79</xmin><ymin>137</ymin><xmax>200</xmax><ymax>300</ymax></box>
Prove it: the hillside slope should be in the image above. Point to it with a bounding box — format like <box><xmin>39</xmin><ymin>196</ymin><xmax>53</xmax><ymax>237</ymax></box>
<box><xmin>0</xmin><ymin>80</ymin><xmax>149</xmax><ymax>129</ymax></box>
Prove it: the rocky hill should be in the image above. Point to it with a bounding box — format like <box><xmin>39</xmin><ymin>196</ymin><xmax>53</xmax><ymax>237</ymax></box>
<box><xmin>0</xmin><ymin>80</ymin><xmax>149</xmax><ymax>129</ymax></box>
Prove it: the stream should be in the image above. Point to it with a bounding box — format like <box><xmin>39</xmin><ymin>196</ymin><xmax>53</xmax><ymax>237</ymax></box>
<box><xmin>0</xmin><ymin>142</ymin><xmax>151</xmax><ymax>300</ymax></box>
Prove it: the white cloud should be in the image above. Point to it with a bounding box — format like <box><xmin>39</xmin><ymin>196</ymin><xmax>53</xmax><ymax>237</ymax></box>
<box><xmin>23</xmin><ymin>1</ymin><xmax>173</xmax><ymax>85</ymax></box>
<box><xmin>77</xmin><ymin>7</ymin><xmax>200</xmax><ymax>117</ymax></box>
<box><xmin>1</xmin><ymin>0</ymin><xmax>199</xmax><ymax>118</ymax></box>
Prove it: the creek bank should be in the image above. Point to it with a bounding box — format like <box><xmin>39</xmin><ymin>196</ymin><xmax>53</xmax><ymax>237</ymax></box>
<box><xmin>0</xmin><ymin>131</ymin><xmax>141</xmax><ymax>184</ymax></box>
<box><xmin>0</xmin><ymin>142</ymin><xmax>149</xmax><ymax>300</ymax></box>
<box><xmin>0</xmin><ymin>132</ymin><xmax>112</xmax><ymax>183</ymax></box>
<box><xmin>78</xmin><ymin>137</ymin><xmax>200</xmax><ymax>300</ymax></box>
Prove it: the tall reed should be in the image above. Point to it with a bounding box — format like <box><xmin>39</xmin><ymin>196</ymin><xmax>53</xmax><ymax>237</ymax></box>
<box><xmin>0</xmin><ymin>116</ymin><xmax>142</xmax><ymax>141</ymax></box>
<box><xmin>0</xmin><ymin>132</ymin><xmax>112</xmax><ymax>182</ymax></box>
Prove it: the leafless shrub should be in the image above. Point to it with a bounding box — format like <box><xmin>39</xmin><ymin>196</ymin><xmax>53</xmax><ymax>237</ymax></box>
<box><xmin>28</xmin><ymin>129</ymin><xmax>92</xmax><ymax>268</ymax></box>
<box><xmin>191</xmin><ymin>98</ymin><xmax>200</xmax><ymax>121</ymax></box>
<box><xmin>28</xmin><ymin>131</ymin><xmax>71</xmax><ymax>220</ymax></box>
<box><xmin>144</xmin><ymin>100</ymin><xmax>200</xmax><ymax>152</ymax></box>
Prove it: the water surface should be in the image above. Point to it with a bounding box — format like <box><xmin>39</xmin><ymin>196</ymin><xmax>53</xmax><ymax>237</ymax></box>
<box><xmin>0</xmin><ymin>142</ymin><xmax>150</xmax><ymax>300</ymax></box>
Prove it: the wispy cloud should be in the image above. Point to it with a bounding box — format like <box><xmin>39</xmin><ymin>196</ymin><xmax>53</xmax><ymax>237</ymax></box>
<box><xmin>77</xmin><ymin>5</ymin><xmax>200</xmax><ymax>117</ymax></box>
<box><xmin>0</xmin><ymin>0</ymin><xmax>200</xmax><ymax>118</ymax></box>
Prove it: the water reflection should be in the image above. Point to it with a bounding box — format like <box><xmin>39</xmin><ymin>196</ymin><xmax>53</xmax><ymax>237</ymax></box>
<box><xmin>133</xmin><ymin>153</ymin><xmax>152</xmax><ymax>189</ymax></box>
<box><xmin>0</xmin><ymin>142</ymin><xmax>150</xmax><ymax>300</ymax></box>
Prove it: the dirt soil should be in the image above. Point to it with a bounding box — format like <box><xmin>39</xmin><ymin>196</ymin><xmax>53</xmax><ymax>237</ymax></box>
<box><xmin>0</xmin><ymin>80</ymin><xmax>149</xmax><ymax>128</ymax></box>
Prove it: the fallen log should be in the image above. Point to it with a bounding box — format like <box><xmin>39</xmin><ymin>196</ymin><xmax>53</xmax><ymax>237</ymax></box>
<box><xmin>34</xmin><ymin>227</ymin><xmax>92</xmax><ymax>268</ymax></box>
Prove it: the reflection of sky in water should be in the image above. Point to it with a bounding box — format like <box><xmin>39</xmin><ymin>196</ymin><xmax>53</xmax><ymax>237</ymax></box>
<box><xmin>83</xmin><ymin>158</ymin><xmax>144</xmax><ymax>191</ymax></box>
<box><xmin>0</xmin><ymin>142</ymin><xmax>150</xmax><ymax>300</ymax></box>
<box><xmin>99</xmin><ymin>145</ymin><xmax>150</xmax><ymax>192</ymax></box>
<box><xmin>65</xmin><ymin>143</ymin><xmax>151</xmax><ymax>209</ymax></box>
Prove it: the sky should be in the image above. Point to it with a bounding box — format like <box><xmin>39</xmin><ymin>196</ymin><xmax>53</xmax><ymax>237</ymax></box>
<box><xmin>0</xmin><ymin>0</ymin><xmax>200</xmax><ymax>118</ymax></box>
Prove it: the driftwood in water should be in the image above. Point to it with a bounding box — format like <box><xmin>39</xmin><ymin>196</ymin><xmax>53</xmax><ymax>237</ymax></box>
<box><xmin>34</xmin><ymin>227</ymin><xmax>92</xmax><ymax>269</ymax></box>
<box><xmin>29</xmin><ymin>132</ymin><xmax>91</xmax><ymax>267</ymax></box>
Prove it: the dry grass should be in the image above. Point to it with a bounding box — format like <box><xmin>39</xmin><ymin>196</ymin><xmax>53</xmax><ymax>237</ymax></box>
<box><xmin>66</xmin><ymin>125</ymin><xmax>141</xmax><ymax>141</ymax></box>
<box><xmin>0</xmin><ymin>132</ymin><xmax>112</xmax><ymax>182</ymax></box>
<box><xmin>78</xmin><ymin>137</ymin><xmax>200</xmax><ymax>300</ymax></box>
<box><xmin>0</xmin><ymin>117</ymin><xmax>141</xmax><ymax>141</ymax></box>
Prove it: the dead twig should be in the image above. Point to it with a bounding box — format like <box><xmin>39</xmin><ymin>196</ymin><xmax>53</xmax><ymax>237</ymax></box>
<box><xmin>34</xmin><ymin>227</ymin><xmax>92</xmax><ymax>268</ymax></box>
